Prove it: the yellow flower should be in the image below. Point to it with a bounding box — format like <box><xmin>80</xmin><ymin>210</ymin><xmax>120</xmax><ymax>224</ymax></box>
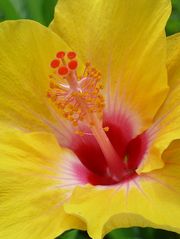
<box><xmin>0</xmin><ymin>0</ymin><xmax>180</xmax><ymax>238</ymax></box>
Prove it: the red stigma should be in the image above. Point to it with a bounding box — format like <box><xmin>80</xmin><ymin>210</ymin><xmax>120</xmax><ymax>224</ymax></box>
<box><xmin>67</xmin><ymin>51</ymin><xmax>76</xmax><ymax>59</ymax></box>
<box><xmin>58</xmin><ymin>66</ymin><xmax>69</xmax><ymax>75</ymax></box>
<box><xmin>68</xmin><ymin>60</ymin><xmax>78</xmax><ymax>70</ymax></box>
<box><xmin>56</xmin><ymin>51</ymin><xmax>65</xmax><ymax>58</ymax></box>
<box><xmin>50</xmin><ymin>59</ymin><xmax>60</xmax><ymax>68</ymax></box>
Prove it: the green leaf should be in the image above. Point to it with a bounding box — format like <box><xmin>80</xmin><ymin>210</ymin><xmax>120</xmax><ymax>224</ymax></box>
<box><xmin>56</xmin><ymin>230</ymin><xmax>92</xmax><ymax>239</ymax></box>
<box><xmin>56</xmin><ymin>230</ymin><xmax>79</xmax><ymax>239</ymax></box>
<box><xmin>0</xmin><ymin>0</ymin><xmax>21</xmax><ymax>19</ymax></box>
<box><xmin>106</xmin><ymin>228</ymin><xmax>141</xmax><ymax>239</ymax></box>
<box><xmin>25</xmin><ymin>0</ymin><xmax>45</xmax><ymax>25</ymax></box>
<box><xmin>166</xmin><ymin>0</ymin><xmax>180</xmax><ymax>35</ymax></box>
<box><xmin>42</xmin><ymin>0</ymin><xmax>58</xmax><ymax>26</ymax></box>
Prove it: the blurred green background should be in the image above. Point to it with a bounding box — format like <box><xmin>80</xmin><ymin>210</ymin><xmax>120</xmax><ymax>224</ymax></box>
<box><xmin>0</xmin><ymin>0</ymin><xmax>179</xmax><ymax>239</ymax></box>
<box><xmin>0</xmin><ymin>0</ymin><xmax>180</xmax><ymax>34</ymax></box>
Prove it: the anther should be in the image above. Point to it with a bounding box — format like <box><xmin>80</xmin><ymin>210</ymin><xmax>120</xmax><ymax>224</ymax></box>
<box><xmin>86</xmin><ymin>62</ymin><xmax>90</xmax><ymax>67</ymax></box>
<box><xmin>47</xmin><ymin>91</ymin><xmax>51</xmax><ymax>98</ymax></box>
<box><xmin>75</xmin><ymin>130</ymin><xmax>84</xmax><ymax>136</ymax></box>
<box><xmin>104</xmin><ymin>127</ymin><xmax>109</xmax><ymax>132</ymax></box>
<box><xmin>49</xmin><ymin>80</ymin><xmax>56</xmax><ymax>89</ymax></box>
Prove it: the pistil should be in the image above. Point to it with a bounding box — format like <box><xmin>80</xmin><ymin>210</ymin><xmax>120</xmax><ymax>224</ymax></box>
<box><xmin>90</xmin><ymin>116</ymin><xmax>126</xmax><ymax>180</ymax></box>
<box><xmin>47</xmin><ymin>51</ymin><xmax>126</xmax><ymax>180</ymax></box>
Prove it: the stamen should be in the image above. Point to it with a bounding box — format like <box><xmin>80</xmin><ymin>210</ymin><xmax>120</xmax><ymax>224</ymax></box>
<box><xmin>48</xmin><ymin>51</ymin><xmax>126</xmax><ymax>180</ymax></box>
<box><xmin>75</xmin><ymin>130</ymin><xmax>84</xmax><ymax>136</ymax></box>
<box><xmin>103</xmin><ymin>126</ymin><xmax>109</xmax><ymax>132</ymax></box>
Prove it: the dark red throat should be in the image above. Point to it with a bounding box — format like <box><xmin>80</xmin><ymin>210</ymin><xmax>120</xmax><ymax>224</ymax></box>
<box><xmin>70</xmin><ymin>113</ymin><xmax>148</xmax><ymax>186</ymax></box>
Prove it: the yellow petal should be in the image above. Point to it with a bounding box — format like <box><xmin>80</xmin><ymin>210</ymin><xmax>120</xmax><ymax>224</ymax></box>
<box><xmin>167</xmin><ymin>33</ymin><xmax>180</xmax><ymax>89</ymax></box>
<box><xmin>0</xmin><ymin>20</ymin><xmax>70</xmax><ymax>132</ymax></box>
<box><xmin>0</xmin><ymin>130</ymin><xmax>85</xmax><ymax>238</ymax></box>
<box><xmin>64</xmin><ymin>141</ymin><xmax>180</xmax><ymax>239</ymax></box>
<box><xmin>138</xmin><ymin>33</ymin><xmax>180</xmax><ymax>173</ymax></box>
<box><xmin>50</xmin><ymin>0</ymin><xmax>170</xmax><ymax>128</ymax></box>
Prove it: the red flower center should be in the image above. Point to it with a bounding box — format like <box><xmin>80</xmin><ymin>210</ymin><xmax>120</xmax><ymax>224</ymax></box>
<box><xmin>48</xmin><ymin>51</ymin><xmax>148</xmax><ymax>186</ymax></box>
<box><xmin>70</xmin><ymin>113</ymin><xmax>148</xmax><ymax>185</ymax></box>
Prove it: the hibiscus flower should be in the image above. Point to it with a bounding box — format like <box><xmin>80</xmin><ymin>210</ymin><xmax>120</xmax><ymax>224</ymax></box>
<box><xmin>0</xmin><ymin>0</ymin><xmax>179</xmax><ymax>239</ymax></box>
